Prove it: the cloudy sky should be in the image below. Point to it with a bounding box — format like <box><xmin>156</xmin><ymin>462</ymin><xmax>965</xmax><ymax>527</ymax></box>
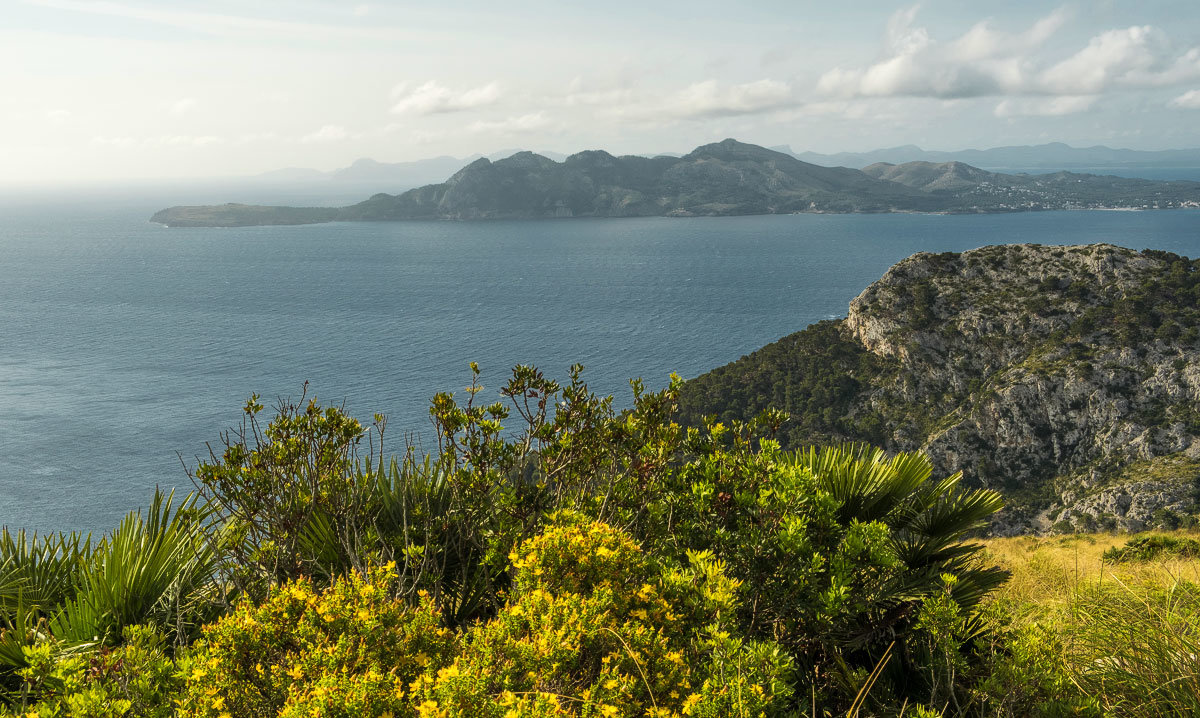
<box><xmin>5</xmin><ymin>0</ymin><xmax>1200</xmax><ymax>184</ymax></box>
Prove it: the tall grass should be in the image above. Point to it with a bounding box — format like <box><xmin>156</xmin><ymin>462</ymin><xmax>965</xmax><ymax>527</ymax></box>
<box><xmin>982</xmin><ymin>532</ymin><xmax>1200</xmax><ymax>716</ymax></box>
<box><xmin>982</xmin><ymin>533</ymin><xmax>1200</xmax><ymax>621</ymax></box>
<box><xmin>1067</xmin><ymin>579</ymin><xmax>1200</xmax><ymax>717</ymax></box>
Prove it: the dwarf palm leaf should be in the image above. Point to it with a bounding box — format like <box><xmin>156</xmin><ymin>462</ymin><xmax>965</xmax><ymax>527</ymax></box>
<box><xmin>50</xmin><ymin>489</ymin><xmax>219</xmax><ymax>645</ymax></box>
<box><xmin>0</xmin><ymin>530</ymin><xmax>90</xmax><ymax>617</ymax></box>
<box><xmin>788</xmin><ymin>444</ymin><xmax>1008</xmax><ymax>611</ymax></box>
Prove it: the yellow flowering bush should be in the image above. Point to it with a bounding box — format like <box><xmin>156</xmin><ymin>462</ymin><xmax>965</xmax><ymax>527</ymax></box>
<box><xmin>177</xmin><ymin>565</ymin><xmax>456</xmax><ymax>718</ymax></box>
<box><xmin>411</xmin><ymin>515</ymin><xmax>793</xmax><ymax>717</ymax></box>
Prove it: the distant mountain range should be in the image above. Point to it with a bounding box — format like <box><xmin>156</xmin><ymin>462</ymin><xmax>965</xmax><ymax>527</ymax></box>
<box><xmin>152</xmin><ymin>139</ymin><xmax>1200</xmax><ymax>227</ymax></box>
<box><xmin>776</xmin><ymin>142</ymin><xmax>1200</xmax><ymax>171</ymax></box>
<box><xmin>252</xmin><ymin>150</ymin><xmax>570</xmax><ymax>190</ymax></box>
<box><xmin>247</xmin><ymin>142</ymin><xmax>1200</xmax><ymax>194</ymax></box>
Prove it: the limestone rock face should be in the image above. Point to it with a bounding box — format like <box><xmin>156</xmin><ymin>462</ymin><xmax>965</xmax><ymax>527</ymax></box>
<box><xmin>843</xmin><ymin>244</ymin><xmax>1200</xmax><ymax>532</ymax></box>
<box><xmin>681</xmin><ymin>243</ymin><xmax>1200</xmax><ymax>534</ymax></box>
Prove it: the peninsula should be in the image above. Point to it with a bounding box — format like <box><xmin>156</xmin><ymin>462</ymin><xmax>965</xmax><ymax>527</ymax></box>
<box><xmin>151</xmin><ymin>139</ymin><xmax>1200</xmax><ymax>227</ymax></box>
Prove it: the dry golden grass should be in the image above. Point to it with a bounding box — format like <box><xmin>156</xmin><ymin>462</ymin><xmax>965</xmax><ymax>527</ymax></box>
<box><xmin>978</xmin><ymin>531</ymin><xmax>1200</xmax><ymax>621</ymax></box>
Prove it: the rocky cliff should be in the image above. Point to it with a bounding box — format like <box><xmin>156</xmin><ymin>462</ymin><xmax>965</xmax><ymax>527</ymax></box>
<box><xmin>679</xmin><ymin>244</ymin><xmax>1200</xmax><ymax>534</ymax></box>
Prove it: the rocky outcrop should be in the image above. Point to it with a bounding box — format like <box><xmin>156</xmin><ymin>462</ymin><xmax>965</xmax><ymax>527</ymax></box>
<box><xmin>682</xmin><ymin>244</ymin><xmax>1200</xmax><ymax>534</ymax></box>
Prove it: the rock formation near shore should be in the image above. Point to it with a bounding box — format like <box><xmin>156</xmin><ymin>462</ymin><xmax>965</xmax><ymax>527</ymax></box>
<box><xmin>679</xmin><ymin>244</ymin><xmax>1200</xmax><ymax>534</ymax></box>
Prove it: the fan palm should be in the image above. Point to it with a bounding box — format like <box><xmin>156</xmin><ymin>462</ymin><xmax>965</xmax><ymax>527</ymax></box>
<box><xmin>51</xmin><ymin>489</ymin><xmax>220</xmax><ymax>645</ymax></box>
<box><xmin>0</xmin><ymin>488</ymin><xmax>220</xmax><ymax>681</ymax></box>
<box><xmin>788</xmin><ymin>443</ymin><xmax>1008</xmax><ymax>613</ymax></box>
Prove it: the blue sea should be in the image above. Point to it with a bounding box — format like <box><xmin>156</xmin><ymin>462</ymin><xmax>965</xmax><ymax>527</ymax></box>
<box><xmin>3</xmin><ymin>185</ymin><xmax>1200</xmax><ymax>533</ymax></box>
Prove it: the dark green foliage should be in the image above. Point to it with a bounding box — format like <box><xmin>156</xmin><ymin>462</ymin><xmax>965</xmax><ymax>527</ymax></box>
<box><xmin>677</xmin><ymin>321</ymin><xmax>895</xmax><ymax>448</ymax></box>
<box><xmin>0</xmin><ymin>489</ymin><xmax>218</xmax><ymax>705</ymax></box>
<box><xmin>1103</xmin><ymin>533</ymin><xmax>1200</xmax><ymax>562</ymax></box>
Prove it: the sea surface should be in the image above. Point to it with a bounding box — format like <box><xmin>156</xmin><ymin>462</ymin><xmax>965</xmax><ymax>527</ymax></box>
<box><xmin>3</xmin><ymin>187</ymin><xmax>1200</xmax><ymax>533</ymax></box>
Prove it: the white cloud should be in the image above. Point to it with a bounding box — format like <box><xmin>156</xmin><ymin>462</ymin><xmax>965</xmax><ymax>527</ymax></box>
<box><xmin>390</xmin><ymin>81</ymin><xmax>501</xmax><ymax>115</ymax></box>
<box><xmin>45</xmin><ymin>109</ymin><xmax>71</xmax><ymax>125</ymax></box>
<box><xmin>301</xmin><ymin>125</ymin><xmax>348</xmax><ymax>143</ymax></box>
<box><xmin>1037</xmin><ymin>26</ymin><xmax>1191</xmax><ymax>93</ymax></box>
<box><xmin>170</xmin><ymin>97</ymin><xmax>197</xmax><ymax>115</ymax></box>
<box><xmin>1171</xmin><ymin>89</ymin><xmax>1200</xmax><ymax>108</ymax></box>
<box><xmin>948</xmin><ymin>8</ymin><xmax>1070</xmax><ymax>62</ymax></box>
<box><xmin>468</xmin><ymin>112</ymin><xmax>550</xmax><ymax>134</ymax></box>
<box><xmin>663</xmin><ymin>79</ymin><xmax>797</xmax><ymax>119</ymax></box>
<box><xmin>353</xmin><ymin>5</ymin><xmax>369</xmax><ymax>17</ymax></box>
<box><xmin>995</xmin><ymin>96</ymin><xmax>1097</xmax><ymax>117</ymax></box>
<box><xmin>817</xmin><ymin>7</ymin><xmax>1200</xmax><ymax>102</ymax></box>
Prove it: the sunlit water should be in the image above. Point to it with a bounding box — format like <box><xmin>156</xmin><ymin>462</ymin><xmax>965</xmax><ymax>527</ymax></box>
<box><xmin>2</xmin><ymin>188</ymin><xmax>1199</xmax><ymax>532</ymax></box>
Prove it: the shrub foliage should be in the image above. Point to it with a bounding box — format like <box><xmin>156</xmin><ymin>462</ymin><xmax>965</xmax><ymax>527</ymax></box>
<box><xmin>4</xmin><ymin>364</ymin><xmax>1189</xmax><ymax>716</ymax></box>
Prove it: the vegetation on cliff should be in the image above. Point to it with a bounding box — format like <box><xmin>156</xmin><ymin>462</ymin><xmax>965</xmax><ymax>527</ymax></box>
<box><xmin>680</xmin><ymin>244</ymin><xmax>1200</xmax><ymax>534</ymax></box>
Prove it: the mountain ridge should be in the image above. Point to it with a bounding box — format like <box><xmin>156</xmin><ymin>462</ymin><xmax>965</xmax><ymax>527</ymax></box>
<box><xmin>151</xmin><ymin>139</ymin><xmax>1200</xmax><ymax>227</ymax></box>
<box><xmin>780</xmin><ymin>142</ymin><xmax>1200</xmax><ymax>170</ymax></box>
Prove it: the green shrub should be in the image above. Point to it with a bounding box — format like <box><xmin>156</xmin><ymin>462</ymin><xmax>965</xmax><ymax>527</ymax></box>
<box><xmin>1102</xmin><ymin>534</ymin><xmax>1200</xmax><ymax>562</ymax></box>
<box><xmin>657</xmin><ymin>438</ymin><xmax>1007</xmax><ymax>709</ymax></box>
<box><xmin>972</xmin><ymin>609</ymin><xmax>1101</xmax><ymax>718</ymax></box>
<box><xmin>0</xmin><ymin>489</ymin><xmax>218</xmax><ymax>694</ymax></box>
<box><xmin>1</xmin><ymin>625</ymin><xmax>181</xmax><ymax>718</ymax></box>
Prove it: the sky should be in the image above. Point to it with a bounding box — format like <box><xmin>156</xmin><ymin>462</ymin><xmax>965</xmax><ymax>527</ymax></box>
<box><xmin>5</xmin><ymin>0</ymin><xmax>1200</xmax><ymax>184</ymax></box>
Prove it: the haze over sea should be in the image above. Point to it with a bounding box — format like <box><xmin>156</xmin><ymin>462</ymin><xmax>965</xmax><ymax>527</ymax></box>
<box><xmin>3</xmin><ymin>185</ymin><xmax>1200</xmax><ymax>533</ymax></box>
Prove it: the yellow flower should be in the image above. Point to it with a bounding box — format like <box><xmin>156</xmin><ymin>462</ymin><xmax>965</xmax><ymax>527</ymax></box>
<box><xmin>600</xmin><ymin>705</ymin><xmax>618</xmax><ymax>717</ymax></box>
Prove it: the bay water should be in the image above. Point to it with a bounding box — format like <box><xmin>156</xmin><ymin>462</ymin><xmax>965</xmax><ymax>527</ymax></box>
<box><xmin>2</xmin><ymin>190</ymin><xmax>1199</xmax><ymax>532</ymax></box>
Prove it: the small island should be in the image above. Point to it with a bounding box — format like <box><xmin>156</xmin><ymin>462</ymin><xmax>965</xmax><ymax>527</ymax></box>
<box><xmin>151</xmin><ymin>139</ymin><xmax>1200</xmax><ymax>227</ymax></box>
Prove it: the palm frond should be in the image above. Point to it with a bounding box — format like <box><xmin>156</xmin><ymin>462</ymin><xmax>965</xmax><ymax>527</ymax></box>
<box><xmin>51</xmin><ymin>489</ymin><xmax>217</xmax><ymax>645</ymax></box>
